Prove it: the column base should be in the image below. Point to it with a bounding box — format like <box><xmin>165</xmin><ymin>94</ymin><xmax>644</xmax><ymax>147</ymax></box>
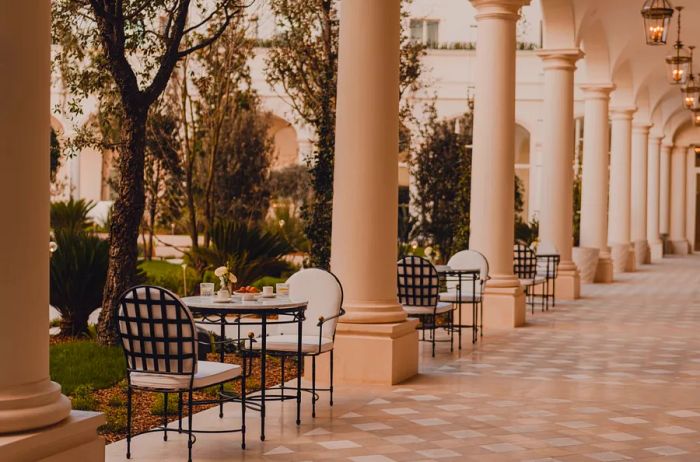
<box><xmin>649</xmin><ymin>241</ymin><xmax>664</xmax><ymax>261</ymax></box>
<box><xmin>633</xmin><ymin>240</ymin><xmax>650</xmax><ymax>265</ymax></box>
<box><xmin>670</xmin><ymin>240</ymin><xmax>690</xmax><ymax>255</ymax></box>
<box><xmin>594</xmin><ymin>254</ymin><xmax>614</xmax><ymax>283</ymax></box>
<box><xmin>328</xmin><ymin>319</ymin><xmax>419</xmax><ymax>385</ymax></box>
<box><xmin>0</xmin><ymin>411</ymin><xmax>104</xmax><ymax>462</ymax></box>
<box><xmin>611</xmin><ymin>243</ymin><xmax>635</xmax><ymax>273</ymax></box>
<box><xmin>0</xmin><ymin>380</ymin><xmax>71</xmax><ymax>434</ymax></box>
<box><xmin>482</xmin><ymin>283</ymin><xmax>526</xmax><ymax>329</ymax></box>
<box><xmin>555</xmin><ymin>263</ymin><xmax>580</xmax><ymax>300</ymax></box>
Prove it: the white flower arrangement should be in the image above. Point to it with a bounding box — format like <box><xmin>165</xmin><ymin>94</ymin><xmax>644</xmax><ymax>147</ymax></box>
<box><xmin>214</xmin><ymin>266</ymin><xmax>238</xmax><ymax>291</ymax></box>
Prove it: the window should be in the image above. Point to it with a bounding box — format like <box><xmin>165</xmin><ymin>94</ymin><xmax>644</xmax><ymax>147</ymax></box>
<box><xmin>409</xmin><ymin>19</ymin><xmax>439</xmax><ymax>47</ymax></box>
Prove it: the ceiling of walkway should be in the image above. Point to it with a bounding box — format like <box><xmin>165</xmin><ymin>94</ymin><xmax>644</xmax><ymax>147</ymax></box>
<box><xmin>540</xmin><ymin>0</ymin><xmax>700</xmax><ymax>143</ymax></box>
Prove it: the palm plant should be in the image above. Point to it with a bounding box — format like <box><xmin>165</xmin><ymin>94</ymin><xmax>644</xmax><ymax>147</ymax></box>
<box><xmin>50</xmin><ymin>198</ymin><xmax>95</xmax><ymax>234</ymax></box>
<box><xmin>189</xmin><ymin>220</ymin><xmax>294</xmax><ymax>286</ymax></box>
<box><xmin>50</xmin><ymin>230</ymin><xmax>109</xmax><ymax>337</ymax></box>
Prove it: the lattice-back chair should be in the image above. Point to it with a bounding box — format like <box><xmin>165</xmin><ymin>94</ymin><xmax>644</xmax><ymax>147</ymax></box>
<box><xmin>533</xmin><ymin>241</ymin><xmax>560</xmax><ymax>309</ymax></box>
<box><xmin>251</xmin><ymin>269</ymin><xmax>344</xmax><ymax>418</ymax></box>
<box><xmin>439</xmin><ymin>250</ymin><xmax>490</xmax><ymax>344</ymax></box>
<box><xmin>117</xmin><ymin>286</ymin><xmax>245</xmax><ymax>461</ymax></box>
<box><xmin>513</xmin><ymin>244</ymin><xmax>546</xmax><ymax>314</ymax></box>
<box><xmin>397</xmin><ymin>256</ymin><xmax>454</xmax><ymax>357</ymax></box>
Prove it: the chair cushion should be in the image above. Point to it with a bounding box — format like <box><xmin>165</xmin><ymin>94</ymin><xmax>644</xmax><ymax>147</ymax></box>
<box><xmin>252</xmin><ymin>335</ymin><xmax>334</xmax><ymax>354</ymax></box>
<box><xmin>439</xmin><ymin>290</ymin><xmax>483</xmax><ymax>303</ymax></box>
<box><xmin>130</xmin><ymin>361</ymin><xmax>241</xmax><ymax>391</ymax></box>
<box><xmin>519</xmin><ymin>277</ymin><xmax>546</xmax><ymax>287</ymax></box>
<box><xmin>403</xmin><ymin>302</ymin><xmax>453</xmax><ymax>316</ymax></box>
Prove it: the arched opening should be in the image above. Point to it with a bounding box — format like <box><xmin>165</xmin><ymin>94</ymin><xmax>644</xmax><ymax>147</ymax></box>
<box><xmin>268</xmin><ymin>115</ymin><xmax>299</xmax><ymax>169</ymax></box>
<box><xmin>515</xmin><ymin>123</ymin><xmax>532</xmax><ymax>220</ymax></box>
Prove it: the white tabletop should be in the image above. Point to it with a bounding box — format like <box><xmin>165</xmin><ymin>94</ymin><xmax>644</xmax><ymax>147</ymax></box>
<box><xmin>181</xmin><ymin>295</ymin><xmax>307</xmax><ymax>311</ymax></box>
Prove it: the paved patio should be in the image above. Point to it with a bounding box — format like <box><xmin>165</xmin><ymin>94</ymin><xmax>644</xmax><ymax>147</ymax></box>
<box><xmin>107</xmin><ymin>254</ymin><xmax>700</xmax><ymax>461</ymax></box>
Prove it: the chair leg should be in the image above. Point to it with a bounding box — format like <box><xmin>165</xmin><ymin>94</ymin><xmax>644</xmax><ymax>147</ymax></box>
<box><xmin>281</xmin><ymin>356</ymin><xmax>286</xmax><ymax>392</ymax></box>
<box><xmin>178</xmin><ymin>392</ymin><xmax>183</xmax><ymax>433</ymax></box>
<box><xmin>432</xmin><ymin>314</ymin><xmax>436</xmax><ymax>357</ymax></box>
<box><xmin>163</xmin><ymin>392</ymin><xmax>168</xmax><ymax>441</ymax></box>
<box><xmin>126</xmin><ymin>387</ymin><xmax>132</xmax><ymax>459</ymax></box>
<box><xmin>187</xmin><ymin>390</ymin><xmax>194</xmax><ymax>462</ymax></box>
<box><xmin>241</xmin><ymin>375</ymin><xmax>246</xmax><ymax>450</ymax></box>
<box><xmin>330</xmin><ymin>350</ymin><xmax>334</xmax><ymax>406</ymax></box>
<box><xmin>312</xmin><ymin>355</ymin><xmax>317</xmax><ymax>418</ymax></box>
<box><xmin>449</xmin><ymin>309</ymin><xmax>454</xmax><ymax>353</ymax></box>
<box><xmin>480</xmin><ymin>300</ymin><xmax>484</xmax><ymax>337</ymax></box>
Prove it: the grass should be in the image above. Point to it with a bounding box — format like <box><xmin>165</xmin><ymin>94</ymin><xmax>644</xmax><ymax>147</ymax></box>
<box><xmin>50</xmin><ymin>340</ymin><xmax>125</xmax><ymax>395</ymax></box>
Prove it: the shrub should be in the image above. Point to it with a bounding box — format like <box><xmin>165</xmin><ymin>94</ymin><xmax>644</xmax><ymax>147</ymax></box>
<box><xmin>50</xmin><ymin>230</ymin><xmax>109</xmax><ymax>336</ymax></box>
<box><xmin>50</xmin><ymin>198</ymin><xmax>95</xmax><ymax>234</ymax></box>
<box><xmin>188</xmin><ymin>220</ymin><xmax>293</xmax><ymax>286</ymax></box>
<box><xmin>150</xmin><ymin>393</ymin><xmax>180</xmax><ymax>416</ymax></box>
<box><xmin>138</xmin><ymin>260</ymin><xmax>200</xmax><ymax>296</ymax></box>
<box><xmin>71</xmin><ymin>384</ymin><xmax>98</xmax><ymax>411</ymax></box>
<box><xmin>100</xmin><ymin>407</ymin><xmax>128</xmax><ymax>433</ymax></box>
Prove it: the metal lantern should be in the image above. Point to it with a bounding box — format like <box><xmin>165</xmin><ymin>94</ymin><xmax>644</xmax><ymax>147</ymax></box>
<box><xmin>682</xmin><ymin>47</ymin><xmax>700</xmax><ymax>109</ymax></box>
<box><xmin>666</xmin><ymin>7</ymin><xmax>692</xmax><ymax>85</ymax></box>
<box><xmin>642</xmin><ymin>0</ymin><xmax>675</xmax><ymax>45</ymax></box>
<box><xmin>693</xmin><ymin>109</ymin><xmax>700</xmax><ymax>127</ymax></box>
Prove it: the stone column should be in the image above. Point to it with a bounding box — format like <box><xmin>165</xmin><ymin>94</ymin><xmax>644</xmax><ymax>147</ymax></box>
<box><xmin>468</xmin><ymin>0</ymin><xmax>531</xmax><ymax>328</ymax></box>
<box><xmin>630</xmin><ymin>123</ymin><xmax>652</xmax><ymax>264</ymax></box>
<box><xmin>608</xmin><ymin>107</ymin><xmax>637</xmax><ymax>272</ymax></box>
<box><xmin>0</xmin><ymin>2</ymin><xmax>104</xmax><ymax>459</ymax></box>
<box><xmin>330</xmin><ymin>0</ymin><xmax>418</xmax><ymax>385</ymax></box>
<box><xmin>537</xmin><ymin>49</ymin><xmax>582</xmax><ymax>299</ymax></box>
<box><xmin>686</xmin><ymin>149</ymin><xmax>696</xmax><ymax>253</ymax></box>
<box><xmin>647</xmin><ymin>135</ymin><xmax>664</xmax><ymax>260</ymax></box>
<box><xmin>579</xmin><ymin>84</ymin><xmax>614</xmax><ymax>283</ymax></box>
<box><xmin>659</xmin><ymin>142</ymin><xmax>672</xmax><ymax>239</ymax></box>
<box><xmin>669</xmin><ymin>145</ymin><xmax>689</xmax><ymax>255</ymax></box>
<box><xmin>0</xmin><ymin>1</ymin><xmax>71</xmax><ymax>433</ymax></box>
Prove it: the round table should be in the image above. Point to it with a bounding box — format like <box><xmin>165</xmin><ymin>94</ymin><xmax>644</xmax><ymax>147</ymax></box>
<box><xmin>436</xmin><ymin>266</ymin><xmax>481</xmax><ymax>345</ymax></box>
<box><xmin>181</xmin><ymin>296</ymin><xmax>308</xmax><ymax>441</ymax></box>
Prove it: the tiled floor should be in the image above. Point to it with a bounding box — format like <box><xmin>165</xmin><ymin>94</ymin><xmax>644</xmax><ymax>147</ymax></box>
<box><xmin>107</xmin><ymin>254</ymin><xmax>700</xmax><ymax>461</ymax></box>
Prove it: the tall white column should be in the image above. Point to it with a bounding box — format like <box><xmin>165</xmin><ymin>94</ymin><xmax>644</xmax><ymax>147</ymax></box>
<box><xmin>669</xmin><ymin>145</ymin><xmax>689</xmax><ymax>255</ymax></box>
<box><xmin>647</xmin><ymin>135</ymin><xmax>664</xmax><ymax>261</ymax></box>
<box><xmin>608</xmin><ymin>107</ymin><xmax>636</xmax><ymax>273</ymax></box>
<box><xmin>579</xmin><ymin>84</ymin><xmax>614</xmax><ymax>283</ymax></box>
<box><xmin>537</xmin><ymin>49</ymin><xmax>582</xmax><ymax>298</ymax></box>
<box><xmin>469</xmin><ymin>0</ymin><xmax>530</xmax><ymax>328</ymax></box>
<box><xmin>0</xmin><ymin>1</ymin><xmax>71</xmax><ymax>435</ymax></box>
<box><xmin>659</xmin><ymin>143</ymin><xmax>672</xmax><ymax>240</ymax></box>
<box><xmin>630</xmin><ymin>122</ymin><xmax>651</xmax><ymax>264</ymax></box>
<box><xmin>686</xmin><ymin>149</ymin><xmax>696</xmax><ymax>253</ymax></box>
<box><xmin>330</xmin><ymin>0</ymin><xmax>418</xmax><ymax>384</ymax></box>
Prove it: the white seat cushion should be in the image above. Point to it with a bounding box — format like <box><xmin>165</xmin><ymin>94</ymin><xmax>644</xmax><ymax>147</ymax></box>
<box><xmin>403</xmin><ymin>302</ymin><xmax>453</xmax><ymax>316</ymax></box>
<box><xmin>252</xmin><ymin>335</ymin><xmax>334</xmax><ymax>354</ymax></box>
<box><xmin>519</xmin><ymin>277</ymin><xmax>546</xmax><ymax>287</ymax></box>
<box><xmin>130</xmin><ymin>361</ymin><xmax>241</xmax><ymax>391</ymax></box>
<box><xmin>439</xmin><ymin>290</ymin><xmax>483</xmax><ymax>303</ymax></box>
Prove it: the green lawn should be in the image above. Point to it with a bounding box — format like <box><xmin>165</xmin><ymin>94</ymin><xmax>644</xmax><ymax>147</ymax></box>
<box><xmin>138</xmin><ymin>259</ymin><xmax>199</xmax><ymax>295</ymax></box>
<box><xmin>50</xmin><ymin>340</ymin><xmax>125</xmax><ymax>395</ymax></box>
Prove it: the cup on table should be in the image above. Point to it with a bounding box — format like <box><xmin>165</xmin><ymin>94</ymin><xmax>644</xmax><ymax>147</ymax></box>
<box><xmin>262</xmin><ymin>286</ymin><xmax>274</xmax><ymax>296</ymax></box>
<box><xmin>200</xmin><ymin>282</ymin><xmax>215</xmax><ymax>297</ymax></box>
<box><xmin>276</xmin><ymin>283</ymin><xmax>289</xmax><ymax>297</ymax></box>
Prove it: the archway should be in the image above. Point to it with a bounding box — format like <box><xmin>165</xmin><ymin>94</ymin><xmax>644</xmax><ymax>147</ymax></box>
<box><xmin>268</xmin><ymin>115</ymin><xmax>299</xmax><ymax>169</ymax></box>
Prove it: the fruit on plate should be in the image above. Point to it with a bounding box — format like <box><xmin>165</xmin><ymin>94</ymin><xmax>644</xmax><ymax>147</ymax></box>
<box><xmin>236</xmin><ymin>286</ymin><xmax>260</xmax><ymax>294</ymax></box>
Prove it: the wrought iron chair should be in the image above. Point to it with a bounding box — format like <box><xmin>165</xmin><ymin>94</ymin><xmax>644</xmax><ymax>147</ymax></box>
<box><xmin>513</xmin><ymin>244</ymin><xmax>547</xmax><ymax>314</ymax></box>
<box><xmin>397</xmin><ymin>256</ymin><xmax>454</xmax><ymax>357</ymax></box>
<box><xmin>116</xmin><ymin>286</ymin><xmax>245</xmax><ymax>462</ymax></box>
<box><xmin>533</xmin><ymin>241</ymin><xmax>560</xmax><ymax>310</ymax></box>
<box><xmin>439</xmin><ymin>250</ymin><xmax>490</xmax><ymax>342</ymax></box>
<box><xmin>250</xmin><ymin>268</ymin><xmax>344</xmax><ymax>418</ymax></box>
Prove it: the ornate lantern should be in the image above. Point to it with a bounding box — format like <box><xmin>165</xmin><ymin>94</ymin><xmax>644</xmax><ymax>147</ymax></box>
<box><xmin>693</xmin><ymin>109</ymin><xmax>700</xmax><ymax>127</ymax></box>
<box><xmin>666</xmin><ymin>7</ymin><xmax>692</xmax><ymax>85</ymax></box>
<box><xmin>641</xmin><ymin>0</ymin><xmax>675</xmax><ymax>45</ymax></box>
<box><xmin>682</xmin><ymin>47</ymin><xmax>700</xmax><ymax>109</ymax></box>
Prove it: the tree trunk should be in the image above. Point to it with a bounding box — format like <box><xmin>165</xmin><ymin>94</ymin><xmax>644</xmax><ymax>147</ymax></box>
<box><xmin>97</xmin><ymin>108</ymin><xmax>148</xmax><ymax>345</ymax></box>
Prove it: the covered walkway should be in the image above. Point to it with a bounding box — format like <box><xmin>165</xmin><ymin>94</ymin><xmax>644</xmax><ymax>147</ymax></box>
<box><xmin>107</xmin><ymin>255</ymin><xmax>700</xmax><ymax>461</ymax></box>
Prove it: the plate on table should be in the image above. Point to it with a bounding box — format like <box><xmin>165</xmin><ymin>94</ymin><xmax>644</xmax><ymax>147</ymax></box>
<box><xmin>212</xmin><ymin>298</ymin><xmax>232</xmax><ymax>303</ymax></box>
<box><xmin>234</xmin><ymin>291</ymin><xmax>261</xmax><ymax>301</ymax></box>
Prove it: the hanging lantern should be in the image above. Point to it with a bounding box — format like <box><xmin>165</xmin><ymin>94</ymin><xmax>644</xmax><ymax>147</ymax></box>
<box><xmin>642</xmin><ymin>0</ymin><xmax>675</xmax><ymax>45</ymax></box>
<box><xmin>682</xmin><ymin>47</ymin><xmax>700</xmax><ymax>109</ymax></box>
<box><xmin>693</xmin><ymin>109</ymin><xmax>700</xmax><ymax>127</ymax></box>
<box><xmin>666</xmin><ymin>7</ymin><xmax>692</xmax><ymax>85</ymax></box>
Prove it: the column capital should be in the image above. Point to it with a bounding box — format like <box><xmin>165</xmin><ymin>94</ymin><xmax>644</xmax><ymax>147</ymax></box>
<box><xmin>632</xmin><ymin>122</ymin><xmax>653</xmax><ymax>135</ymax></box>
<box><xmin>610</xmin><ymin>106</ymin><xmax>637</xmax><ymax>120</ymax></box>
<box><xmin>537</xmin><ymin>49</ymin><xmax>584</xmax><ymax>71</ymax></box>
<box><xmin>470</xmin><ymin>0</ymin><xmax>531</xmax><ymax>21</ymax></box>
<box><xmin>580</xmin><ymin>83</ymin><xmax>615</xmax><ymax>99</ymax></box>
<box><xmin>649</xmin><ymin>132</ymin><xmax>664</xmax><ymax>143</ymax></box>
